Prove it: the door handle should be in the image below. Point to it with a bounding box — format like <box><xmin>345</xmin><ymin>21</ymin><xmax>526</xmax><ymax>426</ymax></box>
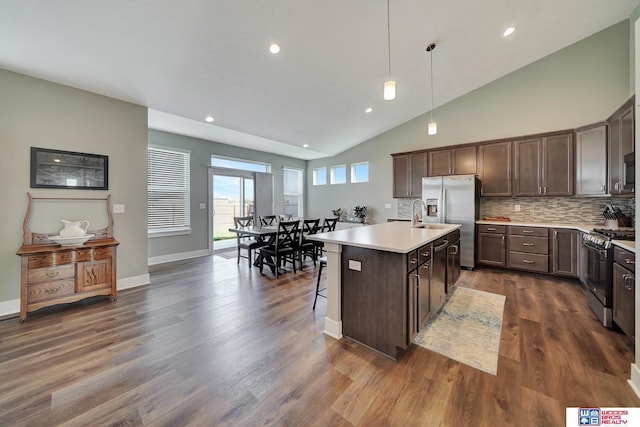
<box><xmin>522</xmin><ymin>260</ymin><xmax>534</xmax><ymax>264</ymax></box>
<box><xmin>522</xmin><ymin>243</ymin><xmax>534</xmax><ymax>246</ymax></box>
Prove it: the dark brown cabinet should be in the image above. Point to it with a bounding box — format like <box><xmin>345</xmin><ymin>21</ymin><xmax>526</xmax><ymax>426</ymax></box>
<box><xmin>392</xmin><ymin>151</ymin><xmax>427</xmax><ymax>198</ymax></box>
<box><xmin>513</xmin><ymin>133</ymin><xmax>574</xmax><ymax>197</ymax></box>
<box><xmin>575</xmin><ymin>124</ymin><xmax>607</xmax><ymax>196</ymax></box>
<box><xmin>551</xmin><ymin>228</ymin><xmax>579</xmax><ymax>278</ymax></box>
<box><xmin>613</xmin><ymin>246</ymin><xmax>635</xmax><ymax>339</ymax></box>
<box><xmin>477</xmin><ymin>224</ymin><xmax>506</xmax><ymax>267</ymax></box>
<box><xmin>608</xmin><ymin>98</ymin><xmax>635</xmax><ymax>195</ymax></box>
<box><xmin>477</xmin><ymin>141</ymin><xmax>512</xmax><ymax>197</ymax></box>
<box><xmin>428</xmin><ymin>146</ymin><xmax>476</xmax><ymax>177</ymax></box>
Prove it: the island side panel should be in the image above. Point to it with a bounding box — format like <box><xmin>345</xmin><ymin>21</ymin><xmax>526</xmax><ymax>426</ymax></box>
<box><xmin>341</xmin><ymin>245</ymin><xmax>407</xmax><ymax>359</ymax></box>
<box><xmin>323</xmin><ymin>242</ymin><xmax>343</xmax><ymax>339</ymax></box>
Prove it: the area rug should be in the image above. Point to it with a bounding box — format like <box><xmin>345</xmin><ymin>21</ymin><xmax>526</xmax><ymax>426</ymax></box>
<box><xmin>413</xmin><ymin>286</ymin><xmax>505</xmax><ymax>375</ymax></box>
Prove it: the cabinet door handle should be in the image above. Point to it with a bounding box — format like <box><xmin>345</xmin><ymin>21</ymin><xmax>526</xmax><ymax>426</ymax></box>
<box><xmin>522</xmin><ymin>230</ymin><xmax>533</xmax><ymax>234</ymax></box>
<box><xmin>522</xmin><ymin>260</ymin><xmax>535</xmax><ymax>264</ymax></box>
<box><xmin>625</xmin><ymin>259</ymin><xmax>635</xmax><ymax>265</ymax></box>
<box><xmin>502</xmin><ymin>235</ymin><xmax>505</xmax><ymax>241</ymax></box>
<box><xmin>522</xmin><ymin>243</ymin><xmax>534</xmax><ymax>247</ymax></box>
<box><xmin>46</xmin><ymin>271</ymin><xmax>59</xmax><ymax>278</ymax></box>
<box><xmin>421</xmin><ymin>252</ymin><xmax>430</xmax><ymax>258</ymax></box>
<box><xmin>553</xmin><ymin>230</ymin><xmax>557</xmax><ymax>239</ymax></box>
<box><xmin>543</xmin><ymin>186</ymin><xmax>547</xmax><ymax>194</ymax></box>
<box><xmin>486</xmin><ymin>227</ymin><xmax>496</xmax><ymax>231</ymax></box>
<box><xmin>601</xmin><ymin>184</ymin><xmax>606</xmax><ymax>192</ymax></box>
<box><xmin>538</xmin><ymin>187</ymin><xmax>542</xmax><ymax>195</ymax></box>
<box><xmin>481</xmin><ymin>187</ymin><xmax>484</xmax><ymax>196</ymax></box>
<box><xmin>410</xmin><ymin>259</ymin><xmax>417</xmax><ymax>264</ymax></box>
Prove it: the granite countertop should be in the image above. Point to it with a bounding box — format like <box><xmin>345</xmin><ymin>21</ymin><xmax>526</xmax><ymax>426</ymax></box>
<box><xmin>476</xmin><ymin>220</ymin><xmax>636</xmax><ymax>253</ymax></box>
<box><xmin>310</xmin><ymin>221</ymin><xmax>461</xmax><ymax>254</ymax></box>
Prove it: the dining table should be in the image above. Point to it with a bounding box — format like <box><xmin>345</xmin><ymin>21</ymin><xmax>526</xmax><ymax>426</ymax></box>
<box><xmin>228</xmin><ymin>224</ymin><xmax>279</xmax><ymax>272</ymax></box>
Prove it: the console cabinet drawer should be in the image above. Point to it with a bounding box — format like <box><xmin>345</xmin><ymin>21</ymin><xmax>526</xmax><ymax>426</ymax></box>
<box><xmin>509</xmin><ymin>236</ymin><xmax>549</xmax><ymax>255</ymax></box>
<box><xmin>508</xmin><ymin>252</ymin><xmax>549</xmax><ymax>272</ymax></box>
<box><xmin>28</xmin><ymin>279</ymin><xmax>75</xmax><ymax>303</ymax></box>
<box><xmin>27</xmin><ymin>265</ymin><xmax>75</xmax><ymax>284</ymax></box>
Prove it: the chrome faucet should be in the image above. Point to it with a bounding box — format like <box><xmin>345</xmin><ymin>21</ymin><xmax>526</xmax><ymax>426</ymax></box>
<box><xmin>411</xmin><ymin>199</ymin><xmax>428</xmax><ymax>227</ymax></box>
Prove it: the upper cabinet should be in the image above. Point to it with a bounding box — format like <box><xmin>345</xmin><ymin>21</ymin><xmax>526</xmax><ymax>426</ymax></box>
<box><xmin>427</xmin><ymin>146</ymin><xmax>477</xmax><ymax>177</ymax></box>
<box><xmin>513</xmin><ymin>133</ymin><xmax>574</xmax><ymax>197</ymax></box>
<box><xmin>392</xmin><ymin>151</ymin><xmax>427</xmax><ymax>198</ymax></box>
<box><xmin>477</xmin><ymin>141</ymin><xmax>512</xmax><ymax>197</ymax></box>
<box><xmin>608</xmin><ymin>97</ymin><xmax>635</xmax><ymax>195</ymax></box>
<box><xmin>575</xmin><ymin>124</ymin><xmax>607</xmax><ymax>196</ymax></box>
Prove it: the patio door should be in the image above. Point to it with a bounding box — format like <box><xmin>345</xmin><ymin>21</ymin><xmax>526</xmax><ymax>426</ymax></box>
<box><xmin>210</xmin><ymin>169</ymin><xmax>254</xmax><ymax>251</ymax></box>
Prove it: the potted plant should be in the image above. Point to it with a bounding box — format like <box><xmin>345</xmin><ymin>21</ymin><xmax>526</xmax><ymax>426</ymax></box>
<box><xmin>354</xmin><ymin>205</ymin><xmax>368</xmax><ymax>222</ymax></box>
<box><xmin>331</xmin><ymin>208</ymin><xmax>342</xmax><ymax>218</ymax></box>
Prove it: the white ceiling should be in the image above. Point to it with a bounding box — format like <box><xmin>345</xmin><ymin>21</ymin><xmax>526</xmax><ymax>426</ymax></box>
<box><xmin>1</xmin><ymin>1</ymin><xmax>638</xmax><ymax>160</ymax></box>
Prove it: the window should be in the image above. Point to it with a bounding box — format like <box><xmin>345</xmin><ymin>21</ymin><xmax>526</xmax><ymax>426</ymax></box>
<box><xmin>211</xmin><ymin>156</ymin><xmax>269</xmax><ymax>172</ymax></box>
<box><xmin>148</xmin><ymin>146</ymin><xmax>191</xmax><ymax>236</ymax></box>
<box><xmin>330</xmin><ymin>165</ymin><xmax>347</xmax><ymax>184</ymax></box>
<box><xmin>283</xmin><ymin>167</ymin><xmax>304</xmax><ymax>217</ymax></box>
<box><xmin>313</xmin><ymin>167</ymin><xmax>327</xmax><ymax>185</ymax></box>
<box><xmin>351</xmin><ymin>162</ymin><xmax>369</xmax><ymax>183</ymax></box>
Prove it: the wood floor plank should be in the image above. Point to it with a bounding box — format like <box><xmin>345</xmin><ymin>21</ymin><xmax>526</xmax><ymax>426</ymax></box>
<box><xmin>0</xmin><ymin>256</ymin><xmax>637</xmax><ymax>426</ymax></box>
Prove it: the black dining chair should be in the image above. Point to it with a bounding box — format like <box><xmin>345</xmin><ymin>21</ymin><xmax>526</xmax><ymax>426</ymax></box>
<box><xmin>313</xmin><ymin>216</ymin><xmax>339</xmax><ymax>257</ymax></box>
<box><xmin>258</xmin><ymin>220</ymin><xmax>299</xmax><ymax>278</ymax></box>
<box><xmin>233</xmin><ymin>216</ymin><xmax>261</xmax><ymax>268</ymax></box>
<box><xmin>297</xmin><ymin>218</ymin><xmax>320</xmax><ymax>268</ymax></box>
<box><xmin>260</xmin><ymin>215</ymin><xmax>278</xmax><ymax>226</ymax></box>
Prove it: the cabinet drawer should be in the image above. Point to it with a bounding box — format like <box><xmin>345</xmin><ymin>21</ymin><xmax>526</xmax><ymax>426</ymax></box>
<box><xmin>509</xmin><ymin>236</ymin><xmax>549</xmax><ymax>255</ymax></box>
<box><xmin>75</xmin><ymin>246</ymin><xmax>114</xmax><ymax>262</ymax></box>
<box><xmin>27</xmin><ymin>265</ymin><xmax>75</xmax><ymax>284</ymax></box>
<box><xmin>508</xmin><ymin>252</ymin><xmax>549</xmax><ymax>273</ymax></box>
<box><xmin>408</xmin><ymin>250</ymin><xmax>419</xmax><ymax>271</ymax></box>
<box><xmin>509</xmin><ymin>226</ymin><xmax>548</xmax><ymax>237</ymax></box>
<box><xmin>28</xmin><ymin>279</ymin><xmax>75</xmax><ymax>303</ymax></box>
<box><xmin>478</xmin><ymin>225</ymin><xmax>506</xmax><ymax>234</ymax></box>
<box><xmin>418</xmin><ymin>243</ymin><xmax>432</xmax><ymax>265</ymax></box>
<box><xmin>29</xmin><ymin>251</ymin><xmax>74</xmax><ymax>268</ymax></box>
<box><xmin>614</xmin><ymin>247</ymin><xmax>635</xmax><ymax>273</ymax></box>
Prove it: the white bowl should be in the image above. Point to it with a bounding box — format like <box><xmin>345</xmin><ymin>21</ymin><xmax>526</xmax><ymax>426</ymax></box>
<box><xmin>49</xmin><ymin>234</ymin><xmax>95</xmax><ymax>246</ymax></box>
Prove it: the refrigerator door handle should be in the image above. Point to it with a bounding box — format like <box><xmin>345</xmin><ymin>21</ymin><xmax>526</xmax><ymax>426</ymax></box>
<box><xmin>441</xmin><ymin>189</ymin><xmax>446</xmax><ymax>224</ymax></box>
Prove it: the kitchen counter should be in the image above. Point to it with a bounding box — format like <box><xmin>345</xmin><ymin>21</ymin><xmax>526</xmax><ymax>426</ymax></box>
<box><xmin>477</xmin><ymin>219</ymin><xmax>635</xmax><ymax>253</ymax></box>
<box><xmin>311</xmin><ymin>221</ymin><xmax>461</xmax><ymax>254</ymax></box>
<box><xmin>309</xmin><ymin>221</ymin><xmax>462</xmax><ymax>359</ymax></box>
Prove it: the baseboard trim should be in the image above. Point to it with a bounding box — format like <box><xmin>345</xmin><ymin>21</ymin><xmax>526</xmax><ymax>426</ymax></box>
<box><xmin>148</xmin><ymin>249</ymin><xmax>211</xmax><ymax>266</ymax></box>
<box><xmin>629</xmin><ymin>364</ymin><xmax>640</xmax><ymax>398</ymax></box>
<box><xmin>0</xmin><ymin>299</ymin><xmax>20</xmax><ymax>320</ymax></box>
<box><xmin>118</xmin><ymin>274</ymin><xmax>151</xmax><ymax>291</ymax></box>
<box><xmin>324</xmin><ymin>317</ymin><xmax>343</xmax><ymax>340</ymax></box>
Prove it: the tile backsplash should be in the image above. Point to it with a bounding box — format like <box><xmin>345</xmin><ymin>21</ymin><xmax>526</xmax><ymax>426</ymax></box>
<box><xmin>398</xmin><ymin>197</ymin><xmax>635</xmax><ymax>226</ymax></box>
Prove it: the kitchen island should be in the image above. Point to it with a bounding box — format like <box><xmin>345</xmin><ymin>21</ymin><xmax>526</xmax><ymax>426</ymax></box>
<box><xmin>310</xmin><ymin>221</ymin><xmax>462</xmax><ymax>359</ymax></box>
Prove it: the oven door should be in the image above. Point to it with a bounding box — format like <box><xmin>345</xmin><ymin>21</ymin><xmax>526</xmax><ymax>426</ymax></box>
<box><xmin>582</xmin><ymin>240</ymin><xmax>612</xmax><ymax>307</ymax></box>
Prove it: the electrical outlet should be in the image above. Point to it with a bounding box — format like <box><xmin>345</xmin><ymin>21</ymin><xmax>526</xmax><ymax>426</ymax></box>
<box><xmin>385</xmin><ymin>203</ymin><xmax>392</xmax><ymax>209</ymax></box>
<box><xmin>113</xmin><ymin>204</ymin><xmax>125</xmax><ymax>213</ymax></box>
<box><xmin>514</xmin><ymin>204</ymin><xmax>521</xmax><ymax>212</ymax></box>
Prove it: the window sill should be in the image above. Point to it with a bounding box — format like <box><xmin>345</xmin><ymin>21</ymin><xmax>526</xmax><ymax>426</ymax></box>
<box><xmin>148</xmin><ymin>227</ymin><xmax>192</xmax><ymax>238</ymax></box>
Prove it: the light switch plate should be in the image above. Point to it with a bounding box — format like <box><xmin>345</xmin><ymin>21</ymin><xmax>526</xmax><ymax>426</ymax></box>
<box><xmin>385</xmin><ymin>203</ymin><xmax>392</xmax><ymax>209</ymax></box>
<box><xmin>113</xmin><ymin>204</ymin><xmax>125</xmax><ymax>213</ymax></box>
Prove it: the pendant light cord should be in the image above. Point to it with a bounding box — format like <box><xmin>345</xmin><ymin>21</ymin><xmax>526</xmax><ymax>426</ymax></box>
<box><xmin>387</xmin><ymin>0</ymin><xmax>391</xmax><ymax>80</ymax></box>
<box><xmin>427</xmin><ymin>43</ymin><xmax>436</xmax><ymax>123</ymax></box>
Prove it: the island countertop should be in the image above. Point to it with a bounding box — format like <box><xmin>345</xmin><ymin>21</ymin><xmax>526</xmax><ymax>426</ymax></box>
<box><xmin>310</xmin><ymin>221</ymin><xmax>461</xmax><ymax>253</ymax></box>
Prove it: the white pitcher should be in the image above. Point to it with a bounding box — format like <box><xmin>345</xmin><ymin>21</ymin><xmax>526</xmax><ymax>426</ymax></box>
<box><xmin>59</xmin><ymin>219</ymin><xmax>90</xmax><ymax>237</ymax></box>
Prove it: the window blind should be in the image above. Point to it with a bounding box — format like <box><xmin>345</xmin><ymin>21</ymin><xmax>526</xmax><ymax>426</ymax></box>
<box><xmin>147</xmin><ymin>146</ymin><xmax>191</xmax><ymax>233</ymax></box>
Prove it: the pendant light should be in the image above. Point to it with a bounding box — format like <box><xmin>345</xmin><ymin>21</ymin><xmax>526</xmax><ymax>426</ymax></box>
<box><xmin>383</xmin><ymin>0</ymin><xmax>395</xmax><ymax>100</ymax></box>
<box><xmin>426</xmin><ymin>43</ymin><xmax>437</xmax><ymax>135</ymax></box>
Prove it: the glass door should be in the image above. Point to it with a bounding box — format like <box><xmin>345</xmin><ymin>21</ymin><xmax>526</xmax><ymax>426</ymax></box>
<box><xmin>212</xmin><ymin>173</ymin><xmax>254</xmax><ymax>251</ymax></box>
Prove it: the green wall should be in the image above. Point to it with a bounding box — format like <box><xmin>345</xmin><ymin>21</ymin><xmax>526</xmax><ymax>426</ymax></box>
<box><xmin>0</xmin><ymin>69</ymin><xmax>149</xmax><ymax>306</ymax></box>
<box><xmin>306</xmin><ymin>20</ymin><xmax>632</xmax><ymax>222</ymax></box>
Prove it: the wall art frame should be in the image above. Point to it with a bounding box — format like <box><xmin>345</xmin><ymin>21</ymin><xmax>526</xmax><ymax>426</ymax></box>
<box><xmin>30</xmin><ymin>147</ymin><xmax>109</xmax><ymax>190</ymax></box>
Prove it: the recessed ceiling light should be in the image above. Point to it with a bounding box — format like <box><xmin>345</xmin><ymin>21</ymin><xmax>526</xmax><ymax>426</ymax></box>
<box><xmin>303</xmin><ymin>144</ymin><xmax>309</xmax><ymax>148</ymax></box>
<box><xmin>503</xmin><ymin>27</ymin><xmax>515</xmax><ymax>37</ymax></box>
<box><xmin>269</xmin><ymin>43</ymin><xmax>280</xmax><ymax>54</ymax></box>
<box><xmin>365</xmin><ymin>107</ymin><xmax>373</xmax><ymax>113</ymax></box>
<box><xmin>205</xmin><ymin>116</ymin><xmax>214</xmax><ymax>122</ymax></box>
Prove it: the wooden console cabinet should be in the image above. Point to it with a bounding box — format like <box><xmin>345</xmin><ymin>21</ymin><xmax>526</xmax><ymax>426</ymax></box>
<box><xmin>17</xmin><ymin>239</ymin><xmax>119</xmax><ymax>321</ymax></box>
<box><xmin>16</xmin><ymin>193</ymin><xmax>118</xmax><ymax>321</ymax></box>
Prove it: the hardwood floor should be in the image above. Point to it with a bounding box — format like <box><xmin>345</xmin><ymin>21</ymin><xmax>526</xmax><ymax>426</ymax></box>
<box><xmin>0</xmin><ymin>254</ymin><xmax>637</xmax><ymax>426</ymax></box>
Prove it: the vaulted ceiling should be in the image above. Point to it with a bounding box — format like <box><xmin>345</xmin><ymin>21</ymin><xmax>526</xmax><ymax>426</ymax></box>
<box><xmin>1</xmin><ymin>0</ymin><xmax>638</xmax><ymax>159</ymax></box>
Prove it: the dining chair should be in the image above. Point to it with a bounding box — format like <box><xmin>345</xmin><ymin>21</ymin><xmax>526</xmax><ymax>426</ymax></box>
<box><xmin>313</xmin><ymin>216</ymin><xmax>339</xmax><ymax>257</ymax></box>
<box><xmin>260</xmin><ymin>215</ymin><xmax>278</xmax><ymax>226</ymax></box>
<box><xmin>297</xmin><ymin>218</ymin><xmax>320</xmax><ymax>268</ymax></box>
<box><xmin>233</xmin><ymin>216</ymin><xmax>261</xmax><ymax>268</ymax></box>
<box><xmin>258</xmin><ymin>220</ymin><xmax>299</xmax><ymax>278</ymax></box>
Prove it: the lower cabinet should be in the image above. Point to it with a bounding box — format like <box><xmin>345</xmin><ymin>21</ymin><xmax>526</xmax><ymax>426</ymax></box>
<box><xmin>551</xmin><ymin>228</ymin><xmax>579</xmax><ymax>277</ymax></box>
<box><xmin>477</xmin><ymin>225</ymin><xmax>506</xmax><ymax>267</ymax></box>
<box><xmin>508</xmin><ymin>226</ymin><xmax>549</xmax><ymax>273</ymax></box>
<box><xmin>613</xmin><ymin>247</ymin><xmax>635</xmax><ymax>340</ymax></box>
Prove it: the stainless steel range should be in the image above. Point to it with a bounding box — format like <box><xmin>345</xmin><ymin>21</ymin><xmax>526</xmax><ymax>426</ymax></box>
<box><xmin>582</xmin><ymin>228</ymin><xmax>635</xmax><ymax>327</ymax></box>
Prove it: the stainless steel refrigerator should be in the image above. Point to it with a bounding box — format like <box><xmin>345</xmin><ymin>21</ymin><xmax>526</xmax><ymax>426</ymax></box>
<box><xmin>421</xmin><ymin>174</ymin><xmax>479</xmax><ymax>269</ymax></box>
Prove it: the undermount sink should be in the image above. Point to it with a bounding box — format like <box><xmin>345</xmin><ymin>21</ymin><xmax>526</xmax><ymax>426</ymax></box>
<box><xmin>412</xmin><ymin>223</ymin><xmax>448</xmax><ymax>229</ymax></box>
